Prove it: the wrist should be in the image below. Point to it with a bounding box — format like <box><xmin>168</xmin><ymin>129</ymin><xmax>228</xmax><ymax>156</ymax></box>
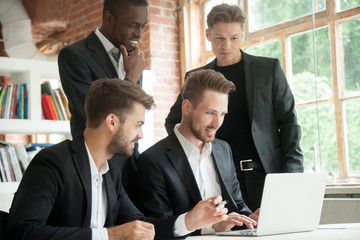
<box><xmin>185</xmin><ymin>212</ymin><xmax>196</xmax><ymax>231</ymax></box>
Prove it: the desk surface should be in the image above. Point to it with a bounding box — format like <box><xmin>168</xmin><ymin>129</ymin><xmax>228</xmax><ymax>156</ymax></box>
<box><xmin>187</xmin><ymin>224</ymin><xmax>360</xmax><ymax>240</ymax></box>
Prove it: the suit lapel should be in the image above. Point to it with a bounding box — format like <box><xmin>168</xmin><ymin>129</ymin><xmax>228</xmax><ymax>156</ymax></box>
<box><xmin>71</xmin><ymin>135</ymin><xmax>92</xmax><ymax>227</ymax></box>
<box><xmin>242</xmin><ymin>50</ymin><xmax>255</xmax><ymax>124</ymax></box>
<box><xmin>86</xmin><ymin>32</ymin><xmax>118</xmax><ymax>78</ymax></box>
<box><xmin>211</xmin><ymin>141</ymin><xmax>239</xmax><ymax>213</ymax></box>
<box><xmin>166</xmin><ymin>133</ymin><xmax>202</xmax><ymax>203</ymax></box>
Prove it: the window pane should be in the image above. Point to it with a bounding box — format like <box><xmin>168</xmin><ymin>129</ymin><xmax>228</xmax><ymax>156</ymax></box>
<box><xmin>204</xmin><ymin>0</ymin><xmax>239</xmax><ymax>51</ymax></box>
<box><xmin>345</xmin><ymin>99</ymin><xmax>360</xmax><ymax>175</ymax></box>
<box><xmin>342</xmin><ymin>19</ymin><xmax>360</xmax><ymax>95</ymax></box>
<box><xmin>248</xmin><ymin>0</ymin><xmax>325</xmax><ymax>32</ymax></box>
<box><xmin>340</xmin><ymin>0</ymin><xmax>360</xmax><ymax>11</ymax></box>
<box><xmin>297</xmin><ymin>104</ymin><xmax>338</xmax><ymax>174</ymax></box>
<box><xmin>246</xmin><ymin>40</ymin><xmax>282</xmax><ymax>64</ymax></box>
<box><xmin>291</xmin><ymin>27</ymin><xmax>332</xmax><ymax>103</ymax></box>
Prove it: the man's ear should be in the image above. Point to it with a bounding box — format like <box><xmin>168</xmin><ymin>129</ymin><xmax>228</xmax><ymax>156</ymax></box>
<box><xmin>206</xmin><ymin>29</ymin><xmax>211</xmax><ymax>41</ymax></box>
<box><xmin>103</xmin><ymin>10</ymin><xmax>114</xmax><ymax>24</ymax></box>
<box><xmin>182</xmin><ymin>99</ymin><xmax>193</xmax><ymax>116</ymax></box>
<box><xmin>105</xmin><ymin>113</ymin><xmax>118</xmax><ymax>133</ymax></box>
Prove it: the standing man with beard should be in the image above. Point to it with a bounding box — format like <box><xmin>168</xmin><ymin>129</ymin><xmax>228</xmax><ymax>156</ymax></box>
<box><xmin>58</xmin><ymin>0</ymin><xmax>149</xmax><ymax>196</ymax></box>
<box><xmin>165</xmin><ymin>3</ymin><xmax>303</xmax><ymax>212</ymax></box>
<box><xmin>135</xmin><ymin>69</ymin><xmax>259</xmax><ymax>236</ymax></box>
<box><xmin>6</xmin><ymin>79</ymin><xmax>230</xmax><ymax>240</ymax></box>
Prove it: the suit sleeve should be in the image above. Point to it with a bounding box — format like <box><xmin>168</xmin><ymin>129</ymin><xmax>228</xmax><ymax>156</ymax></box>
<box><xmin>135</xmin><ymin>153</ymin><xmax>175</xmax><ymax>218</ymax></box>
<box><xmin>6</xmin><ymin>151</ymin><xmax>91</xmax><ymax>240</ymax></box>
<box><xmin>272</xmin><ymin>59</ymin><xmax>303</xmax><ymax>172</ymax></box>
<box><xmin>164</xmin><ymin>91</ymin><xmax>183</xmax><ymax>134</ymax></box>
<box><xmin>110</xmin><ymin>161</ymin><xmax>178</xmax><ymax>240</ymax></box>
<box><xmin>58</xmin><ymin>47</ymin><xmax>93</xmax><ymax>127</ymax></box>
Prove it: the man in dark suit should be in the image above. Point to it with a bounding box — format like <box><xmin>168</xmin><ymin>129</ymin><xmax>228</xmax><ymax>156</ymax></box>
<box><xmin>58</xmin><ymin>0</ymin><xmax>147</xmax><ymax>137</ymax></box>
<box><xmin>6</xmin><ymin>79</ymin><xmax>229</xmax><ymax>240</ymax></box>
<box><xmin>136</xmin><ymin>69</ymin><xmax>259</xmax><ymax>236</ymax></box>
<box><xmin>58</xmin><ymin>0</ymin><xmax>148</xmax><ymax>197</ymax></box>
<box><xmin>165</xmin><ymin>3</ymin><xmax>303</xmax><ymax>212</ymax></box>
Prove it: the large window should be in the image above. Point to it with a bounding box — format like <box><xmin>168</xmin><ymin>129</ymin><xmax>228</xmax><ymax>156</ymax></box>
<box><xmin>180</xmin><ymin>0</ymin><xmax>360</xmax><ymax>183</ymax></box>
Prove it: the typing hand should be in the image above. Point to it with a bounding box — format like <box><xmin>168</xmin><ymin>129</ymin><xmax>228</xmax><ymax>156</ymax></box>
<box><xmin>185</xmin><ymin>195</ymin><xmax>228</xmax><ymax>231</ymax></box>
<box><xmin>212</xmin><ymin>212</ymin><xmax>257</xmax><ymax>232</ymax></box>
<box><xmin>107</xmin><ymin>220</ymin><xmax>155</xmax><ymax>240</ymax></box>
<box><xmin>121</xmin><ymin>45</ymin><xmax>145</xmax><ymax>84</ymax></box>
<box><xmin>249</xmin><ymin>208</ymin><xmax>260</xmax><ymax>223</ymax></box>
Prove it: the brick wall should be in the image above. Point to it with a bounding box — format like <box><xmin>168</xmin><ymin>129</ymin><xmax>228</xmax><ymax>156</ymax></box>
<box><xmin>63</xmin><ymin>0</ymin><xmax>181</xmax><ymax>142</ymax></box>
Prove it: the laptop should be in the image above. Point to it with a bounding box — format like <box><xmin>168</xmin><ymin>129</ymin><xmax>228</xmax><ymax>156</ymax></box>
<box><xmin>216</xmin><ymin>173</ymin><xmax>327</xmax><ymax>236</ymax></box>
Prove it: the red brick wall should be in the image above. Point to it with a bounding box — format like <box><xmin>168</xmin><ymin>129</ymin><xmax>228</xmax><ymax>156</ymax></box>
<box><xmin>63</xmin><ymin>0</ymin><xmax>181</xmax><ymax>142</ymax></box>
<box><xmin>147</xmin><ymin>0</ymin><xmax>181</xmax><ymax>141</ymax></box>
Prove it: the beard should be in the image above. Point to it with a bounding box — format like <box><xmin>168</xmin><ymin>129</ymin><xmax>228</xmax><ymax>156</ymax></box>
<box><xmin>106</xmin><ymin>127</ymin><xmax>136</xmax><ymax>157</ymax></box>
<box><xmin>189</xmin><ymin>117</ymin><xmax>216</xmax><ymax>144</ymax></box>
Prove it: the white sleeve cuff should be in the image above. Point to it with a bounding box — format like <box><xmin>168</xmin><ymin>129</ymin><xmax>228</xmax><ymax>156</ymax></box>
<box><xmin>173</xmin><ymin>213</ymin><xmax>194</xmax><ymax>237</ymax></box>
<box><xmin>92</xmin><ymin>228</ymin><xmax>109</xmax><ymax>240</ymax></box>
<box><xmin>201</xmin><ymin>226</ymin><xmax>216</xmax><ymax>235</ymax></box>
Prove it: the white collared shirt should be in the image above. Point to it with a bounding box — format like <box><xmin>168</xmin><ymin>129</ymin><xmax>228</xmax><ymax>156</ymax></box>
<box><xmin>173</xmin><ymin>124</ymin><xmax>222</xmax><ymax>235</ymax></box>
<box><xmin>85</xmin><ymin>141</ymin><xmax>109</xmax><ymax>240</ymax></box>
<box><xmin>94</xmin><ymin>28</ymin><xmax>126</xmax><ymax>79</ymax></box>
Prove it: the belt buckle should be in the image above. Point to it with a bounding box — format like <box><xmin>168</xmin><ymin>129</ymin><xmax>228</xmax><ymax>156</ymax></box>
<box><xmin>240</xmin><ymin>159</ymin><xmax>253</xmax><ymax>171</ymax></box>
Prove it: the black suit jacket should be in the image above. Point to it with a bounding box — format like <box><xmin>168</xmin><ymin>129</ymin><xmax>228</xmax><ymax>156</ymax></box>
<box><xmin>58</xmin><ymin>31</ymin><xmax>141</xmax><ymax>198</ymax></box>
<box><xmin>135</xmin><ymin>132</ymin><xmax>252</xmax><ymax>221</ymax></box>
<box><xmin>165</xmin><ymin>50</ymin><xmax>303</xmax><ymax>173</ymax></box>
<box><xmin>6</xmin><ymin>135</ymin><xmax>175</xmax><ymax>240</ymax></box>
<box><xmin>58</xmin><ymin>31</ymin><xmax>142</xmax><ymax>137</ymax></box>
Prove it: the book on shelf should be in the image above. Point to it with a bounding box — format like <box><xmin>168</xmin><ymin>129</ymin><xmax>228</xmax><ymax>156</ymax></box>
<box><xmin>0</xmin><ymin>84</ymin><xmax>7</xmax><ymax>117</ymax></box>
<box><xmin>0</xmin><ymin>141</ymin><xmax>49</xmax><ymax>183</ymax></box>
<box><xmin>0</xmin><ymin>83</ymin><xmax>28</xmax><ymax>119</ymax></box>
<box><xmin>41</xmin><ymin>81</ymin><xmax>64</xmax><ymax>120</ymax></box>
<box><xmin>41</xmin><ymin>95</ymin><xmax>58</xmax><ymax>120</ymax></box>
<box><xmin>41</xmin><ymin>81</ymin><xmax>70</xmax><ymax>121</ymax></box>
<box><xmin>54</xmin><ymin>89</ymin><xmax>69</xmax><ymax>120</ymax></box>
<box><xmin>56</xmin><ymin>87</ymin><xmax>71</xmax><ymax>119</ymax></box>
<box><xmin>3</xmin><ymin>84</ymin><xmax>13</xmax><ymax>119</ymax></box>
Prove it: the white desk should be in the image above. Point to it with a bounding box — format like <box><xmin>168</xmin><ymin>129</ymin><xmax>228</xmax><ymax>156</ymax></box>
<box><xmin>187</xmin><ymin>224</ymin><xmax>360</xmax><ymax>240</ymax></box>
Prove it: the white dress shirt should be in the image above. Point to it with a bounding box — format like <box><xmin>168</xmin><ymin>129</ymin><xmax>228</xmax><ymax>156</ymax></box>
<box><xmin>174</xmin><ymin>124</ymin><xmax>222</xmax><ymax>235</ymax></box>
<box><xmin>85</xmin><ymin>142</ymin><xmax>109</xmax><ymax>240</ymax></box>
<box><xmin>94</xmin><ymin>28</ymin><xmax>126</xmax><ymax>79</ymax></box>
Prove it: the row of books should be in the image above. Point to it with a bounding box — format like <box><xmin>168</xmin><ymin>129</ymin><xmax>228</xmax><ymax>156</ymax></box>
<box><xmin>0</xmin><ymin>83</ymin><xmax>28</xmax><ymax>119</ymax></box>
<box><xmin>41</xmin><ymin>81</ymin><xmax>71</xmax><ymax>120</ymax></box>
<box><xmin>0</xmin><ymin>142</ymin><xmax>51</xmax><ymax>183</ymax></box>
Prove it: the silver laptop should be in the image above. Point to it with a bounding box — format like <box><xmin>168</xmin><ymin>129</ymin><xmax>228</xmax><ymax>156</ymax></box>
<box><xmin>216</xmin><ymin>173</ymin><xmax>327</xmax><ymax>236</ymax></box>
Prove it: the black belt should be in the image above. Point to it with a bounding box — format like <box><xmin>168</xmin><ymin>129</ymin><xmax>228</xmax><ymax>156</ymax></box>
<box><xmin>239</xmin><ymin>159</ymin><xmax>262</xmax><ymax>171</ymax></box>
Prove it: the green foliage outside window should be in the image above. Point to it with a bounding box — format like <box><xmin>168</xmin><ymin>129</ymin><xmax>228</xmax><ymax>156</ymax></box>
<box><xmin>246</xmin><ymin>41</ymin><xmax>282</xmax><ymax>65</ymax></box>
<box><xmin>340</xmin><ymin>0</ymin><xmax>360</xmax><ymax>11</ymax></box>
<box><xmin>248</xmin><ymin>0</ymin><xmax>325</xmax><ymax>32</ymax></box>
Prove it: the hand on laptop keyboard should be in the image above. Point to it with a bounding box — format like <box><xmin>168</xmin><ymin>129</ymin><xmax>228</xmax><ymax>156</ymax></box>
<box><xmin>212</xmin><ymin>212</ymin><xmax>257</xmax><ymax>232</ymax></box>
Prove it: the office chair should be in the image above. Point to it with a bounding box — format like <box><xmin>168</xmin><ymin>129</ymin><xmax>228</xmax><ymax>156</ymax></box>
<box><xmin>0</xmin><ymin>210</ymin><xmax>8</xmax><ymax>240</ymax></box>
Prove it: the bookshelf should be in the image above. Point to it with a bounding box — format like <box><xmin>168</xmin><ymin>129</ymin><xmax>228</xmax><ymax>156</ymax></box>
<box><xmin>0</xmin><ymin>57</ymin><xmax>70</xmax><ymax>210</ymax></box>
<box><xmin>0</xmin><ymin>57</ymin><xmax>70</xmax><ymax>134</ymax></box>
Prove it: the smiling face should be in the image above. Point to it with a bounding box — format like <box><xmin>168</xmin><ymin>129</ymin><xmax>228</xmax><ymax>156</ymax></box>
<box><xmin>106</xmin><ymin>102</ymin><xmax>145</xmax><ymax>157</ymax></box>
<box><xmin>104</xmin><ymin>3</ymin><xmax>148</xmax><ymax>52</ymax></box>
<box><xmin>186</xmin><ymin>90</ymin><xmax>228</xmax><ymax>145</ymax></box>
<box><xmin>206</xmin><ymin>21</ymin><xmax>243</xmax><ymax>66</ymax></box>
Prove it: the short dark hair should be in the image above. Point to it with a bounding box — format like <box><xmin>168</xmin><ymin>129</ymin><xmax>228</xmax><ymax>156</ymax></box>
<box><xmin>85</xmin><ymin>78</ymin><xmax>154</xmax><ymax>128</ymax></box>
<box><xmin>182</xmin><ymin>69</ymin><xmax>235</xmax><ymax>107</ymax></box>
<box><xmin>103</xmin><ymin>0</ymin><xmax>148</xmax><ymax>16</ymax></box>
<box><xmin>207</xmin><ymin>3</ymin><xmax>246</xmax><ymax>30</ymax></box>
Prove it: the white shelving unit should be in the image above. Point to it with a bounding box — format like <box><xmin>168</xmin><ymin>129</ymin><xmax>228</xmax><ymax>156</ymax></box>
<box><xmin>0</xmin><ymin>57</ymin><xmax>70</xmax><ymax>211</ymax></box>
<box><xmin>0</xmin><ymin>56</ymin><xmax>70</xmax><ymax>134</ymax></box>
